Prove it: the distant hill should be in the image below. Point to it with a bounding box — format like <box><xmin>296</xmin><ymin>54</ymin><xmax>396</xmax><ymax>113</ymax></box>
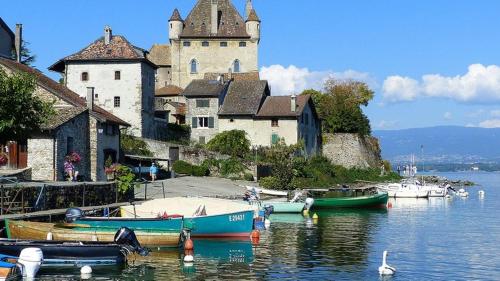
<box><xmin>373</xmin><ymin>126</ymin><xmax>500</xmax><ymax>164</ymax></box>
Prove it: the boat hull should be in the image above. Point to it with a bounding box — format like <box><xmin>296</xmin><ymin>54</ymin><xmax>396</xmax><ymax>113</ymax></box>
<box><xmin>184</xmin><ymin>210</ymin><xmax>255</xmax><ymax>238</ymax></box>
<box><xmin>0</xmin><ymin>239</ymin><xmax>126</xmax><ymax>265</ymax></box>
<box><xmin>312</xmin><ymin>193</ymin><xmax>389</xmax><ymax>209</ymax></box>
<box><xmin>263</xmin><ymin>202</ymin><xmax>305</xmax><ymax>213</ymax></box>
<box><xmin>5</xmin><ymin>220</ymin><xmax>180</xmax><ymax>247</ymax></box>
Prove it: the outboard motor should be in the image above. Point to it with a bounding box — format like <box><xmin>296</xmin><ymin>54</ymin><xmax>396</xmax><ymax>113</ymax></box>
<box><xmin>304</xmin><ymin>198</ymin><xmax>315</xmax><ymax>211</ymax></box>
<box><xmin>263</xmin><ymin>205</ymin><xmax>274</xmax><ymax>219</ymax></box>
<box><xmin>114</xmin><ymin>227</ymin><xmax>149</xmax><ymax>256</ymax></box>
<box><xmin>65</xmin><ymin>208</ymin><xmax>84</xmax><ymax>223</ymax></box>
<box><xmin>17</xmin><ymin>247</ymin><xmax>43</xmax><ymax>278</ymax></box>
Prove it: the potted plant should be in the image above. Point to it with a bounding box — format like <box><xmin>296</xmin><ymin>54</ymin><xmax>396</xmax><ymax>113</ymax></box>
<box><xmin>0</xmin><ymin>153</ymin><xmax>8</xmax><ymax>167</ymax></box>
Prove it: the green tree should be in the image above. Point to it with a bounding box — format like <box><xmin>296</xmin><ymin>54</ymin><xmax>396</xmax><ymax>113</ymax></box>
<box><xmin>206</xmin><ymin>130</ymin><xmax>251</xmax><ymax>158</ymax></box>
<box><xmin>11</xmin><ymin>41</ymin><xmax>36</xmax><ymax>66</ymax></box>
<box><xmin>120</xmin><ymin>130</ymin><xmax>153</xmax><ymax>157</ymax></box>
<box><xmin>0</xmin><ymin>68</ymin><xmax>53</xmax><ymax>143</ymax></box>
<box><xmin>300</xmin><ymin>78</ymin><xmax>374</xmax><ymax>135</ymax></box>
<box><xmin>264</xmin><ymin>139</ymin><xmax>303</xmax><ymax>190</ymax></box>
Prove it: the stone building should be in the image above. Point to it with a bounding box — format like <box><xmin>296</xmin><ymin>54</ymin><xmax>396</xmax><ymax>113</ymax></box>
<box><xmin>151</xmin><ymin>0</ymin><xmax>260</xmax><ymax>89</ymax></box>
<box><xmin>183</xmin><ymin>79</ymin><xmax>230</xmax><ymax>144</ymax></box>
<box><xmin>0</xmin><ymin>58</ymin><xmax>129</xmax><ymax>181</ymax></box>
<box><xmin>154</xmin><ymin>85</ymin><xmax>186</xmax><ymax>124</ymax></box>
<box><xmin>0</xmin><ymin>17</ymin><xmax>14</xmax><ymax>59</ymax></box>
<box><xmin>49</xmin><ymin>26</ymin><xmax>157</xmax><ymax>138</ymax></box>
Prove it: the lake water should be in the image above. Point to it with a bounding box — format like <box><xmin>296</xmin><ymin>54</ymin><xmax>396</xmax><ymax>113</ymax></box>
<box><xmin>35</xmin><ymin>172</ymin><xmax>500</xmax><ymax>280</ymax></box>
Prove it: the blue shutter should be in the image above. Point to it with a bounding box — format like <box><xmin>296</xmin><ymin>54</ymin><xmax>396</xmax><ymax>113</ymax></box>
<box><xmin>192</xmin><ymin>117</ymin><xmax>198</xmax><ymax>128</ymax></box>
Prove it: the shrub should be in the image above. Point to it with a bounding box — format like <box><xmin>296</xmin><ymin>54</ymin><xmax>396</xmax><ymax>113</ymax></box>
<box><xmin>192</xmin><ymin>165</ymin><xmax>209</xmax><ymax>177</ymax></box>
<box><xmin>244</xmin><ymin>172</ymin><xmax>254</xmax><ymax>182</ymax></box>
<box><xmin>120</xmin><ymin>132</ymin><xmax>153</xmax><ymax>156</ymax></box>
<box><xmin>220</xmin><ymin>158</ymin><xmax>247</xmax><ymax>177</ymax></box>
<box><xmin>259</xmin><ymin>176</ymin><xmax>281</xmax><ymax>190</ymax></box>
<box><xmin>115</xmin><ymin>165</ymin><xmax>136</xmax><ymax>194</ymax></box>
<box><xmin>172</xmin><ymin>160</ymin><xmax>193</xmax><ymax>175</ymax></box>
<box><xmin>206</xmin><ymin>130</ymin><xmax>251</xmax><ymax>158</ymax></box>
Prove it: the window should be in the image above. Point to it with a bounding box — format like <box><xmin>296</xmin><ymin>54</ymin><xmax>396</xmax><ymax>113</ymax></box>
<box><xmin>230</xmin><ymin>119</ymin><xmax>234</xmax><ymax>123</ymax></box>
<box><xmin>239</xmin><ymin>42</ymin><xmax>246</xmax><ymax>47</ymax></box>
<box><xmin>233</xmin><ymin>59</ymin><xmax>240</xmax><ymax>73</ymax></box>
<box><xmin>81</xmin><ymin>72</ymin><xmax>89</xmax><ymax>81</ymax></box>
<box><xmin>196</xmin><ymin>99</ymin><xmax>209</xmax><ymax>107</ymax></box>
<box><xmin>192</xmin><ymin>117</ymin><xmax>214</xmax><ymax>128</ymax></box>
<box><xmin>114</xmin><ymin>96</ymin><xmax>120</xmax><ymax>107</ymax></box>
<box><xmin>183</xmin><ymin>41</ymin><xmax>191</xmax><ymax>47</ymax></box>
<box><xmin>199</xmin><ymin>136</ymin><xmax>206</xmax><ymax>145</ymax></box>
<box><xmin>220</xmin><ymin>41</ymin><xmax>228</xmax><ymax>47</ymax></box>
<box><xmin>190</xmin><ymin>59</ymin><xmax>198</xmax><ymax>73</ymax></box>
<box><xmin>67</xmin><ymin>137</ymin><xmax>74</xmax><ymax>155</ymax></box>
<box><xmin>271</xmin><ymin>133</ymin><xmax>280</xmax><ymax>145</ymax></box>
<box><xmin>271</xmin><ymin>119</ymin><xmax>279</xmax><ymax>127</ymax></box>
<box><xmin>115</xmin><ymin>71</ymin><xmax>121</xmax><ymax>80</ymax></box>
<box><xmin>199</xmin><ymin>117</ymin><xmax>209</xmax><ymax>128</ymax></box>
<box><xmin>202</xmin><ymin>41</ymin><xmax>209</xmax><ymax>47</ymax></box>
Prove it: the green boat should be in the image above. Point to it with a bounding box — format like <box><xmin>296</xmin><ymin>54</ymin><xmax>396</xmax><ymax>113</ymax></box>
<box><xmin>311</xmin><ymin>192</ymin><xmax>389</xmax><ymax>209</ymax></box>
<box><xmin>262</xmin><ymin>201</ymin><xmax>306</xmax><ymax>213</ymax></box>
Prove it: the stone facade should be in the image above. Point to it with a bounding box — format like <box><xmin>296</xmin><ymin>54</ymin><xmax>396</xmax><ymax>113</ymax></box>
<box><xmin>156</xmin><ymin>66</ymin><xmax>172</xmax><ymax>88</ymax></box>
<box><xmin>89</xmin><ymin>118</ymin><xmax>121</xmax><ymax>181</ymax></box>
<box><xmin>322</xmin><ymin>133</ymin><xmax>382</xmax><ymax>169</ymax></box>
<box><xmin>64</xmin><ymin>61</ymin><xmax>156</xmax><ymax>138</ymax></box>
<box><xmin>28</xmin><ymin>111</ymin><xmax>90</xmax><ymax>181</ymax></box>
<box><xmin>170</xmin><ymin>39</ymin><xmax>258</xmax><ymax>88</ymax></box>
<box><xmin>186</xmin><ymin>97</ymin><xmax>220</xmax><ymax>144</ymax></box>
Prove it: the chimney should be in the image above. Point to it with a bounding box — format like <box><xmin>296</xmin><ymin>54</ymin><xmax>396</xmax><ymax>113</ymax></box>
<box><xmin>291</xmin><ymin>95</ymin><xmax>297</xmax><ymax>112</ymax></box>
<box><xmin>211</xmin><ymin>0</ymin><xmax>218</xmax><ymax>35</ymax></box>
<box><xmin>104</xmin><ymin>26</ymin><xmax>112</xmax><ymax>45</ymax></box>
<box><xmin>86</xmin><ymin>87</ymin><xmax>95</xmax><ymax>111</ymax></box>
<box><xmin>15</xmin><ymin>24</ymin><xmax>22</xmax><ymax>63</ymax></box>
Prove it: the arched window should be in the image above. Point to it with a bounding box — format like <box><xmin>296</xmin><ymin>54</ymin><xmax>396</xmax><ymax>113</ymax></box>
<box><xmin>190</xmin><ymin>59</ymin><xmax>198</xmax><ymax>73</ymax></box>
<box><xmin>233</xmin><ymin>59</ymin><xmax>240</xmax><ymax>73</ymax></box>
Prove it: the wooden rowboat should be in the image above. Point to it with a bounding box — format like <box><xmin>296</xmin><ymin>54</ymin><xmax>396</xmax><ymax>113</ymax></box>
<box><xmin>5</xmin><ymin>220</ymin><xmax>181</xmax><ymax>247</ymax></box>
<box><xmin>0</xmin><ymin>255</ymin><xmax>18</xmax><ymax>281</ymax></box>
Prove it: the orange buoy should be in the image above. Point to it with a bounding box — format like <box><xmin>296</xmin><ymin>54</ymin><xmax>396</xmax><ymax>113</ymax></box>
<box><xmin>251</xmin><ymin>230</ymin><xmax>260</xmax><ymax>239</ymax></box>
<box><xmin>184</xmin><ymin>238</ymin><xmax>194</xmax><ymax>251</ymax></box>
<box><xmin>251</xmin><ymin>237</ymin><xmax>260</xmax><ymax>245</ymax></box>
<box><xmin>387</xmin><ymin>202</ymin><xmax>393</xmax><ymax>208</ymax></box>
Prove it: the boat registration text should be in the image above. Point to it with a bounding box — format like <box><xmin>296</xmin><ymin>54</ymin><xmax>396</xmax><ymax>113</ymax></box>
<box><xmin>229</xmin><ymin>214</ymin><xmax>245</xmax><ymax>222</ymax></box>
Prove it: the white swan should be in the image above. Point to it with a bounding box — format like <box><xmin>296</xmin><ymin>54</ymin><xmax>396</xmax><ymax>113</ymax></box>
<box><xmin>379</xmin><ymin>250</ymin><xmax>396</xmax><ymax>276</ymax></box>
<box><xmin>478</xmin><ymin>190</ymin><xmax>485</xmax><ymax>196</ymax></box>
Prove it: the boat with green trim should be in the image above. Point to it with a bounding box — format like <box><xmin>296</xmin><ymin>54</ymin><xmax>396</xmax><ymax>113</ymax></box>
<box><xmin>262</xmin><ymin>201</ymin><xmax>306</xmax><ymax>213</ymax></box>
<box><xmin>307</xmin><ymin>187</ymin><xmax>389</xmax><ymax>209</ymax></box>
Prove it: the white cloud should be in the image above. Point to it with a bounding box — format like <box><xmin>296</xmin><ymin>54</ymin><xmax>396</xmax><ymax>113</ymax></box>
<box><xmin>260</xmin><ymin>65</ymin><xmax>375</xmax><ymax>96</ymax></box>
<box><xmin>382</xmin><ymin>64</ymin><xmax>500</xmax><ymax>103</ymax></box>
<box><xmin>375</xmin><ymin>120</ymin><xmax>398</xmax><ymax>129</ymax></box>
<box><xmin>490</xmin><ymin>110</ymin><xmax>500</xmax><ymax>117</ymax></box>
<box><xmin>466</xmin><ymin>109</ymin><xmax>485</xmax><ymax>118</ymax></box>
<box><xmin>479</xmin><ymin>119</ymin><xmax>500</xmax><ymax>128</ymax></box>
<box><xmin>443</xmin><ymin>112</ymin><xmax>452</xmax><ymax>120</ymax></box>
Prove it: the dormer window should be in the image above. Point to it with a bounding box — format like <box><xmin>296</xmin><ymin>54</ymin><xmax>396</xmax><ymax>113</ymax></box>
<box><xmin>81</xmin><ymin>72</ymin><xmax>89</xmax><ymax>81</ymax></box>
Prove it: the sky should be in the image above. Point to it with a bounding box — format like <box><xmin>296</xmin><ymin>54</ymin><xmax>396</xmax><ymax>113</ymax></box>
<box><xmin>3</xmin><ymin>0</ymin><xmax>500</xmax><ymax>130</ymax></box>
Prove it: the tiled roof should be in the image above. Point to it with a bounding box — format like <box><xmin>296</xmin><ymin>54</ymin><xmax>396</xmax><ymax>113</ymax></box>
<box><xmin>204</xmin><ymin>71</ymin><xmax>260</xmax><ymax>81</ymax></box>
<box><xmin>49</xmin><ymin>35</ymin><xmax>155</xmax><ymax>72</ymax></box>
<box><xmin>0</xmin><ymin>58</ymin><xmax>129</xmax><ymax>126</ymax></box>
<box><xmin>246</xmin><ymin>9</ymin><xmax>260</xmax><ymax>22</ymax></box>
<box><xmin>256</xmin><ymin>95</ymin><xmax>312</xmax><ymax>118</ymax></box>
<box><xmin>182</xmin><ymin>79</ymin><xmax>228</xmax><ymax>97</ymax></box>
<box><xmin>218</xmin><ymin>80</ymin><xmax>269</xmax><ymax>116</ymax></box>
<box><xmin>42</xmin><ymin>107</ymin><xmax>87</xmax><ymax>130</ymax></box>
<box><xmin>155</xmin><ymin>85</ymin><xmax>183</xmax><ymax>97</ymax></box>
<box><xmin>148</xmin><ymin>44</ymin><xmax>171</xmax><ymax>66</ymax></box>
<box><xmin>181</xmin><ymin>0</ymin><xmax>250</xmax><ymax>38</ymax></box>
<box><xmin>169</xmin><ymin>8</ymin><xmax>183</xmax><ymax>22</ymax></box>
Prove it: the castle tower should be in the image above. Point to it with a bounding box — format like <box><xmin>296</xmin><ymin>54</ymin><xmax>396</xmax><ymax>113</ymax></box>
<box><xmin>169</xmin><ymin>8</ymin><xmax>183</xmax><ymax>41</ymax></box>
<box><xmin>246</xmin><ymin>8</ymin><xmax>260</xmax><ymax>42</ymax></box>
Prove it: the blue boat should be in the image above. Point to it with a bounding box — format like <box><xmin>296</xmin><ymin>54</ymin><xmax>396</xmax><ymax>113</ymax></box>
<box><xmin>120</xmin><ymin>198</ymin><xmax>257</xmax><ymax>238</ymax></box>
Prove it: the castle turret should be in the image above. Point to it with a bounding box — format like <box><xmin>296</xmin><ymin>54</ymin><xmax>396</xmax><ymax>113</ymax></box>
<box><xmin>169</xmin><ymin>8</ymin><xmax>183</xmax><ymax>41</ymax></box>
<box><xmin>245</xmin><ymin>0</ymin><xmax>253</xmax><ymax>20</ymax></box>
<box><xmin>246</xmin><ymin>9</ymin><xmax>260</xmax><ymax>42</ymax></box>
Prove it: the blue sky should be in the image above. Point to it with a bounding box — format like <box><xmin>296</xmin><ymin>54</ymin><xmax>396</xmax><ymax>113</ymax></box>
<box><xmin>3</xmin><ymin>0</ymin><xmax>500</xmax><ymax>130</ymax></box>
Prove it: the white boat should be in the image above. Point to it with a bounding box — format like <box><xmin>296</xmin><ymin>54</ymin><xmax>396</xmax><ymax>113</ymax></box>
<box><xmin>377</xmin><ymin>180</ymin><xmax>429</xmax><ymax>198</ymax></box>
<box><xmin>245</xmin><ymin>186</ymin><xmax>288</xmax><ymax>197</ymax></box>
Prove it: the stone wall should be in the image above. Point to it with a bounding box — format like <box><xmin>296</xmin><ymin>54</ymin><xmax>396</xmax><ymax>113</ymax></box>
<box><xmin>89</xmin><ymin>118</ymin><xmax>120</xmax><ymax>181</ymax></box>
<box><xmin>27</xmin><ymin>137</ymin><xmax>55</xmax><ymax>180</ymax></box>
<box><xmin>186</xmin><ymin>97</ymin><xmax>220</xmax><ymax>144</ymax></box>
<box><xmin>322</xmin><ymin>133</ymin><xmax>382</xmax><ymax>169</ymax></box>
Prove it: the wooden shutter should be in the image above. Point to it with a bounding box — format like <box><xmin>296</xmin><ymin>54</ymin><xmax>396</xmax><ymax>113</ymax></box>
<box><xmin>208</xmin><ymin>117</ymin><xmax>215</xmax><ymax>128</ymax></box>
<box><xmin>192</xmin><ymin>117</ymin><xmax>198</xmax><ymax>128</ymax></box>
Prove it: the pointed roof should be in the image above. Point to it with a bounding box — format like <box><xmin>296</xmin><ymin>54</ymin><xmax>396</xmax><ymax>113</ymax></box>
<box><xmin>169</xmin><ymin>8</ymin><xmax>183</xmax><ymax>22</ymax></box>
<box><xmin>49</xmin><ymin>34</ymin><xmax>156</xmax><ymax>73</ymax></box>
<box><xmin>246</xmin><ymin>9</ymin><xmax>260</xmax><ymax>22</ymax></box>
<box><xmin>181</xmin><ymin>0</ymin><xmax>250</xmax><ymax>39</ymax></box>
